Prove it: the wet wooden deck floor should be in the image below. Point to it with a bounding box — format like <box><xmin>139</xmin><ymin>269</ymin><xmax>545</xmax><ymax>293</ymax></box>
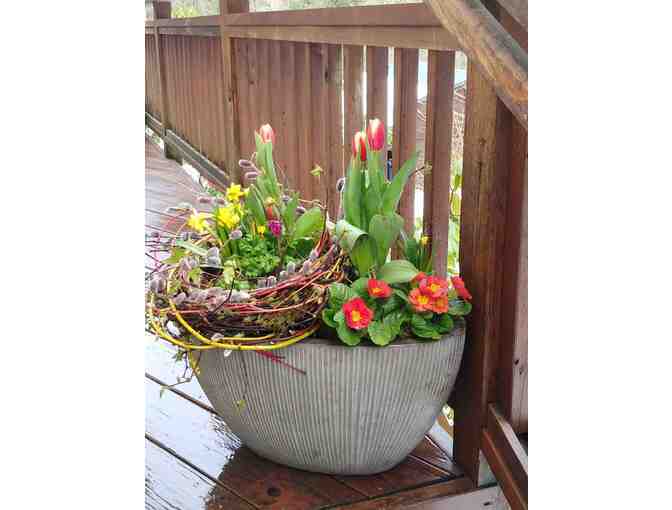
<box><xmin>144</xmin><ymin>137</ymin><xmax>506</xmax><ymax>509</ymax></box>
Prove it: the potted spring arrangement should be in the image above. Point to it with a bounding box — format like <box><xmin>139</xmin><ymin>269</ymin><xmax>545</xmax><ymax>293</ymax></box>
<box><xmin>146</xmin><ymin>121</ymin><xmax>472</xmax><ymax>477</ymax></box>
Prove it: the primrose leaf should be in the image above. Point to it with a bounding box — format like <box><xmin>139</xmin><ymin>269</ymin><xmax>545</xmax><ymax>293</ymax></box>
<box><xmin>449</xmin><ymin>300</ymin><xmax>472</xmax><ymax>316</ymax></box>
<box><xmin>436</xmin><ymin>313</ymin><xmax>454</xmax><ymax>333</ymax></box>
<box><xmin>378</xmin><ymin>260</ymin><xmax>419</xmax><ymax>284</ymax></box>
<box><xmin>328</xmin><ymin>283</ymin><xmax>357</xmax><ymax>310</ymax></box>
<box><xmin>368</xmin><ymin>320</ymin><xmax>394</xmax><ymax>346</ymax></box>
<box><xmin>335</xmin><ymin>319</ymin><xmax>362</xmax><ymax>346</ymax></box>
<box><xmin>410</xmin><ymin>314</ymin><xmax>441</xmax><ymax>340</ymax></box>
<box><xmin>321</xmin><ymin>308</ymin><xmax>337</xmax><ymax>328</ymax></box>
<box><xmin>351</xmin><ymin>278</ymin><xmax>370</xmax><ymax>298</ymax></box>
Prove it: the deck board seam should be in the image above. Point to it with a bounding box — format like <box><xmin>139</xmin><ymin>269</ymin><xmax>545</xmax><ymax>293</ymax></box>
<box><xmin>146</xmin><ymin>432</ymin><xmax>262</xmax><ymax>509</ymax></box>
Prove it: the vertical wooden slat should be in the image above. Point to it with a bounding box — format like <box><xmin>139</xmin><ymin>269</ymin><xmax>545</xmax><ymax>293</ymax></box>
<box><xmin>392</xmin><ymin>47</ymin><xmax>419</xmax><ymax>232</ymax></box>
<box><xmin>453</xmin><ymin>60</ymin><xmax>513</xmax><ymax>484</ymax></box>
<box><xmin>256</xmin><ymin>40</ymin><xmax>272</xmax><ymax>127</ymax></box>
<box><xmin>165</xmin><ymin>36</ymin><xmax>175</xmax><ymax>129</ymax></box>
<box><xmin>295</xmin><ymin>42</ymin><xmax>313</xmax><ymax>201</ymax></box>
<box><xmin>366</xmin><ymin>46</ymin><xmax>389</xmax><ymax>167</ymax></box>
<box><xmin>213</xmin><ymin>38</ymin><xmax>227</xmax><ymax>169</ymax></box>
<box><xmin>423</xmin><ymin>50</ymin><xmax>455</xmax><ymax>278</ymax></box>
<box><xmin>281</xmin><ymin>41</ymin><xmax>299</xmax><ymax>189</ymax></box>
<box><xmin>343</xmin><ymin>45</ymin><xmax>364</xmax><ymax>162</ymax></box>
<box><xmin>220</xmin><ymin>0</ymin><xmax>250</xmax><ymax>182</ymax></box>
<box><xmin>269</xmin><ymin>41</ymin><xmax>286</xmax><ymax>176</ymax></box>
<box><xmin>326</xmin><ymin>44</ymin><xmax>344</xmax><ymax>219</ymax></box>
<box><xmin>194</xmin><ymin>37</ymin><xmax>204</xmax><ymax>154</ymax></box>
<box><xmin>246</xmin><ymin>38</ymin><xmax>259</xmax><ymax>143</ymax></box>
<box><xmin>310</xmin><ymin>43</ymin><xmax>329</xmax><ymax>206</ymax></box>
<box><xmin>234</xmin><ymin>39</ymin><xmax>252</xmax><ymax>159</ymax></box>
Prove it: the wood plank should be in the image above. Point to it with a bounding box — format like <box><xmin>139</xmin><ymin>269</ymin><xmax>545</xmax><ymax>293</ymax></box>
<box><xmin>485</xmin><ymin>404</ymin><xmax>527</xmax><ymax>496</ymax></box>
<box><xmin>392</xmin><ymin>47</ymin><xmax>419</xmax><ymax>233</ymax></box>
<box><xmin>424</xmin><ymin>0</ymin><xmax>527</xmax><ymax>128</ymax></box>
<box><xmin>423</xmin><ymin>50</ymin><xmax>455</xmax><ymax>278</ymax></box>
<box><xmin>165</xmin><ymin>130</ymin><xmax>230</xmax><ymax>187</ymax></box>
<box><xmin>145</xmin><ymin>438</ymin><xmax>255</xmax><ymax>510</ymax></box>
<box><xmin>145</xmin><ymin>376</ymin><xmax>364</xmax><ymax>508</ymax></box>
<box><xmin>294</xmin><ymin>42</ymin><xmax>313</xmax><ymax>201</ymax></box>
<box><xmin>309</xmin><ymin>43</ymin><xmax>329</xmax><ymax>206</ymax></box>
<box><xmin>498</xmin><ymin>0</ymin><xmax>528</xmax><ymax>31</ymax></box>
<box><xmin>406</xmin><ymin>484</ymin><xmax>508</xmax><ymax>510</ymax></box>
<box><xmin>365</xmin><ymin>46</ymin><xmax>388</xmax><ymax>169</ymax></box>
<box><xmin>331</xmin><ymin>477</ymin><xmax>474</xmax><ymax>509</ymax></box>
<box><xmin>269</xmin><ymin>40</ymin><xmax>285</xmax><ymax>174</ymax></box>
<box><xmin>481</xmin><ymin>431</ymin><xmax>525</xmax><ymax>510</ymax></box>
<box><xmin>453</xmin><ymin>59</ymin><xmax>514</xmax><ymax>484</ymax></box>
<box><xmin>326</xmin><ymin>43</ymin><xmax>344</xmax><ymax>220</ymax></box>
<box><xmin>147</xmin><ymin>15</ymin><xmax>219</xmax><ymax>27</ymax></box>
<box><xmin>343</xmin><ymin>45</ymin><xmax>364</xmax><ymax>164</ymax></box>
<box><xmin>336</xmin><ymin>456</ymin><xmax>450</xmax><ymax>498</ymax></box>
<box><xmin>234</xmin><ymin>38</ymin><xmax>253</xmax><ymax>159</ymax></box>
<box><xmin>219</xmin><ymin>1</ymin><xmax>249</xmax><ymax>183</ymax></box>
<box><xmin>280</xmin><ymin>41</ymin><xmax>299</xmax><ymax>189</ymax></box>
<box><xmin>158</xmin><ymin>26</ymin><xmax>220</xmax><ymax>37</ymax></box>
<box><xmin>222</xmin><ymin>4</ymin><xmax>441</xmax><ymax>27</ymax></box>
<box><xmin>224</xmin><ymin>26</ymin><xmax>459</xmax><ymax>52</ymax></box>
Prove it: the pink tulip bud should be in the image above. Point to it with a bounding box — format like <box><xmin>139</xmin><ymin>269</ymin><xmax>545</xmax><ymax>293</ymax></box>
<box><xmin>258</xmin><ymin>124</ymin><xmax>275</xmax><ymax>144</ymax></box>
<box><xmin>352</xmin><ymin>131</ymin><xmax>367</xmax><ymax>162</ymax></box>
<box><xmin>366</xmin><ymin>118</ymin><xmax>385</xmax><ymax>151</ymax></box>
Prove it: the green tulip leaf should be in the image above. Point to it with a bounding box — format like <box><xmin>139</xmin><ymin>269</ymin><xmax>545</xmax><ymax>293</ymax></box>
<box><xmin>381</xmin><ymin>152</ymin><xmax>418</xmax><ymax>215</ymax></box>
<box><xmin>369</xmin><ymin>212</ymin><xmax>404</xmax><ymax>267</ymax></box>
<box><xmin>293</xmin><ymin>207</ymin><xmax>323</xmax><ymax>240</ymax></box>
<box><xmin>378</xmin><ymin>260</ymin><xmax>419</xmax><ymax>284</ymax></box>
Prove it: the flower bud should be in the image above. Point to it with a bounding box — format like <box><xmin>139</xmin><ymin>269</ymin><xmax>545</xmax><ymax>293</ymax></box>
<box><xmin>214</xmin><ymin>197</ymin><xmax>227</xmax><ymax>205</ymax></box>
<box><xmin>229</xmin><ymin>229</ymin><xmax>243</xmax><ymax>240</ymax></box>
<box><xmin>296</xmin><ymin>206</ymin><xmax>306</xmax><ymax>215</ymax></box>
<box><xmin>279</xmin><ymin>270</ymin><xmax>288</xmax><ymax>281</ymax></box>
<box><xmin>286</xmin><ymin>261</ymin><xmax>296</xmax><ymax>274</ymax></box>
<box><xmin>172</xmin><ymin>292</ymin><xmax>187</xmax><ymax>306</ymax></box>
<box><xmin>309</xmin><ymin>249</ymin><xmax>319</xmax><ymax>262</ymax></box>
<box><xmin>267</xmin><ymin>276</ymin><xmax>277</xmax><ymax>287</ymax></box>
<box><xmin>257</xmin><ymin>277</ymin><xmax>267</xmax><ymax>288</ymax></box>
<box><xmin>258</xmin><ymin>124</ymin><xmax>275</xmax><ymax>144</ymax></box>
<box><xmin>206</xmin><ymin>247</ymin><xmax>220</xmax><ymax>259</ymax></box>
<box><xmin>352</xmin><ymin>131</ymin><xmax>367</xmax><ymax>162</ymax></box>
<box><xmin>244</xmin><ymin>171</ymin><xmax>259</xmax><ymax>181</ymax></box>
<box><xmin>336</xmin><ymin>177</ymin><xmax>346</xmax><ymax>193</ymax></box>
<box><xmin>197</xmin><ymin>195</ymin><xmax>214</xmax><ymax>204</ymax></box>
<box><xmin>301</xmin><ymin>260</ymin><xmax>312</xmax><ymax>275</ymax></box>
<box><xmin>366</xmin><ymin>118</ymin><xmax>385</xmax><ymax>151</ymax></box>
<box><xmin>166</xmin><ymin>321</ymin><xmax>181</xmax><ymax>337</ymax></box>
<box><xmin>239</xmin><ymin>159</ymin><xmax>254</xmax><ymax>169</ymax></box>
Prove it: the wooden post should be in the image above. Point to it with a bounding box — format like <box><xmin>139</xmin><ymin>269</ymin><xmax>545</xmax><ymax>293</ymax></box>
<box><xmin>424</xmin><ymin>0</ymin><xmax>527</xmax><ymax>129</ymax></box>
<box><xmin>152</xmin><ymin>2</ymin><xmax>177</xmax><ymax>160</ymax></box>
<box><xmin>366</xmin><ymin>46</ymin><xmax>388</xmax><ymax>168</ymax></box>
<box><xmin>219</xmin><ymin>1</ymin><xmax>249</xmax><ymax>183</ymax></box>
<box><xmin>452</xmin><ymin>0</ymin><xmax>528</xmax><ymax>485</ymax></box>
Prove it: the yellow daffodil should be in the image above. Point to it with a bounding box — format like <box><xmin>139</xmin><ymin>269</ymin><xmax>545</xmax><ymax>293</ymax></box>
<box><xmin>256</xmin><ymin>225</ymin><xmax>267</xmax><ymax>235</ymax></box>
<box><xmin>226</xmin><ymin>184</ymin><xmax>248</xmax><ymax>203</ymax></box>
<box><xmin>264</xmin><ymin>197</ymin><xmax>276</xmax><ymax>206</ymax></box>
<box><xmin>420</xmin><ymin>235</ymin><xmax>429</xmax><ymax>246</ymax></box>
<box><xmin>187</xmin><ymin>212</ymin><xmax>212</xmax><ymax>233</ymax></box>
<box><xmin>216</xmin><ymin>204</ymin><xmax>241</xmax><ymax>230</ymax></box>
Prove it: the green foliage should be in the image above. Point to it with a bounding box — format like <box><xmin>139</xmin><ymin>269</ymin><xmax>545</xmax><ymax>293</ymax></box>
<box><xmin>399</xmin><ymin>231</ymin><xmax>432</xmax><ymax>274</ymax></box>
<box><xmin>237</xmin><ymin>234</ymin><xmax>280</xmax><ymax>278</ymax></box>
<box><xmin>377</xmin><ymin>260</ymin><xmax>419</xmax><ymax>284</ymax></box>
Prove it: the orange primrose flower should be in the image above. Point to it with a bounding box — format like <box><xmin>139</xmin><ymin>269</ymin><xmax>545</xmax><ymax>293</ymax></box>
<box><xmin>428</xmin><ymin>295</ymin><xmax>449</xmax><ymax>314</ymax></box>
<box><xmin>419</xmin><ymin>276</ymin><xmax>449</xmax><ymax>299</ymax></box>
<box><xmin>409</xmin><ymin>288</ymin><xmax>434</xmax><ymax>313</ymax></box>
<box><xmin>367</xmin><ymin>279</ymin><xmax>392</xmax><ymax>299</ymax></box>
<box><xmin>412</xmin><ymin>272</ymin><xmax>427</xmax><ymax>285</ymax></box>
<box><xmin>451</xmin><ymin>276</ymin><xmax>472</xmax><ymax>301</ymax></box>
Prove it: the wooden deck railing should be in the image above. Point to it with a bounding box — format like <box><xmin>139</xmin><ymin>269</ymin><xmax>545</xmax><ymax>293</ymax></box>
<box><xmin>145</xmin><ymin>1</ymin><xmax>527</xmax><ymax>506</ymax></box>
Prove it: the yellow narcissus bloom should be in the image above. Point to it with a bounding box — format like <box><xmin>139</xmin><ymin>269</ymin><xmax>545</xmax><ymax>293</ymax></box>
<box><xmin>420</xmin><ymin>235</ymin><xmax>429</xmax><ymax>246</ymax></box>
<box><xmin>187</xmin><ymin>212</ymin><xmax>212</xmax><ymax>233</ymax></box>
<box><xmin>256</xmin><ymin>225</ymin><xmax>267</xmax><ymax>235</ymax></box>
<box><xmin>216</xmin><ymin>204</ymin><xmax>241</xmax><ymax>230</ymax></box>
<box><xmin>226</xmin><ymin>184</ymin><xmax>248</xmax><ymax>203</ymax></box>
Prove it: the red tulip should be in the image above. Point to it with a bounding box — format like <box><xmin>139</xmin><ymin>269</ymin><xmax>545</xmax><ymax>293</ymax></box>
<box><xmin>258</xmin><ymin>124</ymin><xmax>275</xmax><ymax>144</ymax></box>
<box><xmin>366</xmin><ymin>118</ymin><xmax>385</xmax><ymax>151</ymax></box>
<box><xmin>352</xmin><ymin>131</ymin><xmax>367</xmax><ymax>162</ymax></box>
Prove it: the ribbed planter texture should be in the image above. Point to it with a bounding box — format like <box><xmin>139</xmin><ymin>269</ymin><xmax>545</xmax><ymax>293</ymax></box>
<box><xmin>196</xmin><ymin>322</ymin><xmax>465</xmax><ymax>475</ymax></box>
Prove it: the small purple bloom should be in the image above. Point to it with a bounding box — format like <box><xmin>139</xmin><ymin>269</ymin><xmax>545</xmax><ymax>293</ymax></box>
<box><xmin>229</xmin><ymin>229</ymin><xmax>243</xmax><ymax>240</ymax></box>
<box><xmin>268</xmin><ymin>220</ymin><xmax>283</xmax><ymax>238</ymax></box>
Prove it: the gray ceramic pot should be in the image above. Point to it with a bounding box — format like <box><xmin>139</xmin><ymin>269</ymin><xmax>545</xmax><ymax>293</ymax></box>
<box><xmin>196</xmin><ymin>323</ymin><xmax>465</xmax><ymax>475</ymax></box>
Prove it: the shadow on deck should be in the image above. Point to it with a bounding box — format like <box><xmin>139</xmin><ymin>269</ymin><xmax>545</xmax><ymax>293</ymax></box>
<box><xmin>144</xmin><ymin>137</ymin><xmax>507</xmax><ymax>509</ymax></box>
